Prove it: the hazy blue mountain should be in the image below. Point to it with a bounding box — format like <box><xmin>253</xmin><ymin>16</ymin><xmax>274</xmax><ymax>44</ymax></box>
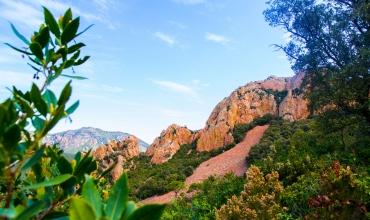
<box><xmin>43</xmin><ymin>127</ymin><xmax>149</xmax><ymax>155</ymax></box>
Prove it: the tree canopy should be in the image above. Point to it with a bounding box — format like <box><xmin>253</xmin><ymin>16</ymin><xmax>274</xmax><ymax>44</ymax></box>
<box><xmin>264</xmin><ymin>0</ymin><xmax>370</xmax><ymax>127</ymax></box>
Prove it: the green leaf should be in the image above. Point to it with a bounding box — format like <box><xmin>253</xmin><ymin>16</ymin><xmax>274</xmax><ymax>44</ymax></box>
<box><xmin>64</xmin><ymin>59</ymin><xmax>75</xmax><ymax>69</ymax></box>
<box><xmin>23</xmin><ymin>174</ymin><xmax>72</xmax><ymax>190</ymax></box>
<box><xmin>73</xmin><ymin>156</ymin><xmax>93</xmax><ymax>181</ymax></box>
<box><xmin>120</xmin><ymin>201</ymin><xmax>136</xmax><ymax>220</ymax></box>
<box><xmin>4</xmin><ymin>43</ymin><xmax>33</xmax><ymax>55</ymax></box>
<box><xmin>43</xmin><ymin>7</ymin><xmax>60</xmax><ymax>38</ymax></box>
<box><xmin>29</xmin><ymin>42</ymin><xmax>44</xmax><ymax>61</ymax></box>
<box><xmin>126</xmin><ymin>204</ymin><xmax>166</xmax><ymax>220</ymax></box>
<box><xmin>106</xmin><ymin>173</ymin><xmax>129</xmax><ymax>220</ymax></box>
<box><xmin>60</xmin><ymin>175</ymin><xmax>78</xmax><ymax>190</ymax></box>
<box><xmin>32</xmin><ymin>163</ymin><xmax>42</xmax><ymax>179</ymax></box>
<box><xmin>0</xmin><ymin>208</ymin><xmax>17</xmax><ymax>219</ymax></box>
<box><xmin>20</xmin><ymin>146</ymin><xmax>45</xmax><ymax>172</ymax></box>
<box><xmin>10</xmin><ymin>23</ymin><xmax>30</xmax><ymax>45</ymax></box>
<box><xmin>99</xmin><ymin>164</ymin><xmax>116</xmax><ymax>179</ymax></box>
<box><xmin>71</xmin><ymin>50</ymin><xmax>80</xmax><ymax>60</ymax></box>
<box><xmin>74</xmin><ymin>56</ymin><xmax>90</xmax><ymax>66</ymax></box>
<box><xmin>43</xmin><ymin>211</ymin><xmax>69</xmax><ymax>220</ymax></box>
<box><xmin>76</xmin><ymin>24</ymin><xmax>94</xmax><ymax>38</ymax></box>
<box><xmin>57</xmin><ymin>156</ymin><xmax>73</xmax><ymax>174</ymax></box>
<box><xmin>42</xmin><ymin>89</ymin><xmax>57</xmax><ymax>108</ymax></box>
<box><xmin>68</xmin><ymin>43</ymin><xmax>85</xmax><ymax>54</ymax></box>
<box><xmin>31</xmin><ymin>84</ymin><xmax>48</xmax><ymax>116</ymax></box>
<box><xmin>58</xmin><ymin>81</ymin><xmax>72</xmax><ymax>106</ymax></box>
<box><xmin>82</xmin><ymin>175</ymin><xmax>103</xmax><ymax>218</ymax></box>
<box><xmin>15</xmin><ymin>200</ymin><xmax>45</xmax><ymax>220</ymax></box>
<box><xmin>62</xmin><ymin>8</ymin><xmax>73</xmax><ymax>30</ymax></box>
<box><xmin>31</xmin><ymin>116</ymin><xmax>43</xmax><ymax>131</ymax></box>
<box><xmin>74</xmin><ymin>152</ymin><xmax>82</xmax><ymax>165</ymax></box>
<box><xmin>3</xmin><ymin>125</ymin><xmax>21</xmax><ymax>151</ymax></box>
<box><xmin>45</xmin><ymin>49</ymin><xmax>55</xmax><ymax>63</ymax></box>
<box><xmin>50</xmin><ymin>53</ymin><xmax>62</xmax><ymax>64</ymax></box>
<box><xmin>61</xmin><ymin>75</ymin><xmax>88</xmax><ymax>80</ymax></box>
<box><xmin>61</xmin><ymin>17</ymin><xmax>80</xmax><ymax>45</ymax></box>
<box><xmin>27</xmin><ymin>63</ymin><xmax>41</xmax><ymax>72</ymax></box>
<box><xmin>43</xmin><ymin>104</ymin><xmax>65</xmax><ymax>135</ymax></box>
<box><xmin>28</xmin><ymin>56</ymin><xmax>42</xmax><ymax>66</ymax></box>
<box><xmin>69</xmin><ymin>198</ymin><xmax>97</xmax><ymax>220</ymax></box>
<box><xmin>64</xmin><ymin>100</ymin><xmax>79</xmax><ymax>116</ymax></box>
<box><xmin>34</xmin><ymin>26</ymin><xmax>50</xmax><ymax>48</ymax></box>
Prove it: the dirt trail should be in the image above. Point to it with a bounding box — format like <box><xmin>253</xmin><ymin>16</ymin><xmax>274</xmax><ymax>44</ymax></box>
<box><xmin>141</xmin><ymin>125</ymin><xmax>269</xmax><ymax>204</ymax></box>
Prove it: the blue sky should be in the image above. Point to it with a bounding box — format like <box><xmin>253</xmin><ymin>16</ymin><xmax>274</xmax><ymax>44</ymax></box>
<box><xmin>0</xmin><ymin>0</ymin><xmax>293</xmax><ymax>144</ymax></box>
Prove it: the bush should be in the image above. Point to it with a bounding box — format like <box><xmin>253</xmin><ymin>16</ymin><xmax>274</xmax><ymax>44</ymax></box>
<box><xmin>216</xmin><ymin>166</ymin><xmax>285</xmax><ymax>220</ymax></box>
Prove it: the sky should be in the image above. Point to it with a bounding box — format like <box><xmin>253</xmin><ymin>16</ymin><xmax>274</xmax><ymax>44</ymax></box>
<box><xmin>0</xmin><ymin>0</ymin><xmax>293</xmax><ymax>144</ymax></box>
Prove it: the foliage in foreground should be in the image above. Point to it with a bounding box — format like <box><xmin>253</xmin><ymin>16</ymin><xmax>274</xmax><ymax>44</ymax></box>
<box><xmin>0</xmin><ymin>7</ymin><xmax>164</xmax><ymax>220</ymax></box>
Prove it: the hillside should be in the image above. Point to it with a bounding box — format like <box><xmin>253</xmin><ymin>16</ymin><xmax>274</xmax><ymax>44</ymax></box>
<box><xmin>146</xmin><ymin>73</ymin><xmax>309</xmax><ymax>164</ymax></box>
<box><xmin>42</xmin><ymin>127</ymin><xmax>149</xmax><ymax>155</ymax></box>
<box><xmin>143</xmin><ymin>125</ymin><xmax>269</xmax><ymax>204</ymax></box>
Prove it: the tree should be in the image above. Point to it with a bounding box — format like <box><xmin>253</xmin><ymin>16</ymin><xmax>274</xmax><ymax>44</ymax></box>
<box><xmin>0</xmin><ymin>6</ymin><xmax>165</xmax><ymax>220</ymax></box>
<box><xmin>264</xmin><ymin>0</ymin><xmax>370</xmax><ymax>129</ymax></box>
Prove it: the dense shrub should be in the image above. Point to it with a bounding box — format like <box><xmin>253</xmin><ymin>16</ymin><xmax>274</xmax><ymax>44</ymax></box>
<box><xmin>233</xmin><ymin>114</ymin><xmax>280</xmax><ymax>144</ymax></box>
<box><xmin>216</xmin><ymin>166</ymin><xmax>284</xmax><ymax>220</ymax></box>
<box><xmin>162</xmin><ymin>173</ymin><xmax>245</xmax><ymax>220</ymax></box>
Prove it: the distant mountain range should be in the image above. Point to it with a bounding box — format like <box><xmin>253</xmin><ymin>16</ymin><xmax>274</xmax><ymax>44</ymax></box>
<box><xmin>43</xmin><ymin>127</ymin><xmax>149</xmax><ymax>155</ymax></box>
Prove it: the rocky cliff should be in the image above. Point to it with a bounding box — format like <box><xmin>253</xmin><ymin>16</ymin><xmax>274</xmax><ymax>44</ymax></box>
<box><xmin>145</xmin><ymin>124</ymin><xmax>193</xmax><ymax>164</ymax></box>
<box><xmin>146</xmin><ymin>72</ymin><xmax>310</xmax><ymax>163</ymax></box>
<box><xmin>92</xmin><ymin>135</ymin><xmax>141</xmax><ymax>181</ymax></box>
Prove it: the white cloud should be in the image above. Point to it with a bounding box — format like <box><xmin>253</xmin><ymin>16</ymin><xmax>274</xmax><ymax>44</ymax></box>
<box><xmin>101</xmin><ymin>85</ymin><xmax>124</xmax><ymax>92</ymax></box>
<box><xmin>0</xmin><ymin>0</ymin><xmax>104</xmax><ymax>32</ymax></box>
<box><xmin>154</xmin><ymin>32</ymin><xmax>176</xmax><ymax>46</ymax></box>
<box><xmin>154</xmin><ymin>81</ymin><xmax>195</xmax><ymax>95</ymax></box>
<box><xmin>94</xmin><ymin>0</ymin><xmax>108</xmax><ymax>11</ymax></box>
<box><xmin>0</xmin><ymin>70</ymin><xmax>36</xmax><ymax>86</ymax></box>
<box><xmin>0</xmin><ymin>0</ymin><xmax>42</xmax><ymax>29</ymax></box>
<box><xmin>203</xmin><ymin>83</ymin><xmax>210</xmax><ymax>87</ymax></box>
<box><xmin>169</xmin><ymin>21</ymin><xmax>187</xmax><ymax>29</ymax></box>
<box><xmin>192</xmin><ymin>79</ymin><xmax>200</xmax><ymax>84</ymax></box>
<box><xmin>205</xmin><ymin>33</ymin><xmax>229</xmax><ymax>44</ymax></box>
<box><xmin>154</xmin><ymin>80</ymin><xmax>202</xmax><ymax>103</ymax></box>
<box><xmin>171</xmin><ymin>0</ymin><xmax>206</xmax><ymax>4</ymax></box>
<box><xmin>27</xmin><ymin>0</ymin><xmax>102</xmax><ymax>22</ymax></box>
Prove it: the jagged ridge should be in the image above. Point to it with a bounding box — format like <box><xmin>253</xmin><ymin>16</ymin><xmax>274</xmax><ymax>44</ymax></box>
<box><xmin>146</xmin><ymin>72</ymin><xmax>309</xmax><ymax>164</ymax></box>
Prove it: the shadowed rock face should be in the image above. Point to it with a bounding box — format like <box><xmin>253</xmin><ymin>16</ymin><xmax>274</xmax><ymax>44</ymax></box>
<box><xmin>92</xmin><ymin>135</ymin><xmax>140</xmax><ymax>181</ymax></box>
<box><xmin>146</xmin><ymin>73</ymin><xmax>310</xmax><ymax>163</ymax></box>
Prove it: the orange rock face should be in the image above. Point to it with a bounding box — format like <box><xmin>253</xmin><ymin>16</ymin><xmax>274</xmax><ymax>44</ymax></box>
<box><xmin>92</xmin><ymin>135</ymin><xmax>141</xmax><ymax>181</ymax></box>
<box><xmin>147</xmin><ymin>73</ymin><xmax>310</xmax><ymax>163</ymax></box>
<box><xmin>145</xmin><ymin>124</ymin><xmax>192</xmax><ymax>164</ymax></box>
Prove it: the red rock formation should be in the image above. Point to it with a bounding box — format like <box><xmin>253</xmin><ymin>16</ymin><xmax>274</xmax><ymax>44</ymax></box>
<box><xmin>145</xmin><ymin>124</ymin><xmax>192</xmax><ymax>164</ymax></box>
<box><xmin>92</xmin><ymin>135</ymin><xmax>141</xmax><ymax>181</ymax></box>
<box><xmin>147</xmin><ymin>73</ymin><xmax>310</xmax><ymax>163</ymax></box>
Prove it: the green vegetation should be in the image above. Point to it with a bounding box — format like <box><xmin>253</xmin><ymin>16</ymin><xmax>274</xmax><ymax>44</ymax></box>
<box><xmin>261</xmin><ymin>89</ymin><xmax>289</xmax><ymax>105</ymax></box>
<box><xmin>0</xmin><ymin>7</ymin><xmax>164</xmax><ymax>219</ymax></box>
<box><xmin>232</xmin><ymin>114</ymin><xmax>280</xmax><ymax>144</ymax></box>
<box><xmin>162</xmin><ymin>173</ymin><xmax>245</xmax><ymax>220</ymax></box>
<box><xmin>126</xmin><ymin>141</ymin><xmax>236</xmax><ymax>201</ymax></box>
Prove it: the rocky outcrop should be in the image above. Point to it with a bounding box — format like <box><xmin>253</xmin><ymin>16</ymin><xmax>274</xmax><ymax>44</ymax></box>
<box><xmin>147</xmin><ymin>73</ymin><xmax>310</xmax><ymax>163</ymax></box>
<box><xmin>145</xmin><ymin>124</ymin><xmax>192</xmax><ymax>164</ymax></box>
<box><xmin>196</xmin><ymin>72</ymin><xmax>308</xmax><ymax>151</ymax></box>
<box><xmin>92</xmin><ymin>135</ymin><xmax>141</xmax><ymax>181</ymax></box>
